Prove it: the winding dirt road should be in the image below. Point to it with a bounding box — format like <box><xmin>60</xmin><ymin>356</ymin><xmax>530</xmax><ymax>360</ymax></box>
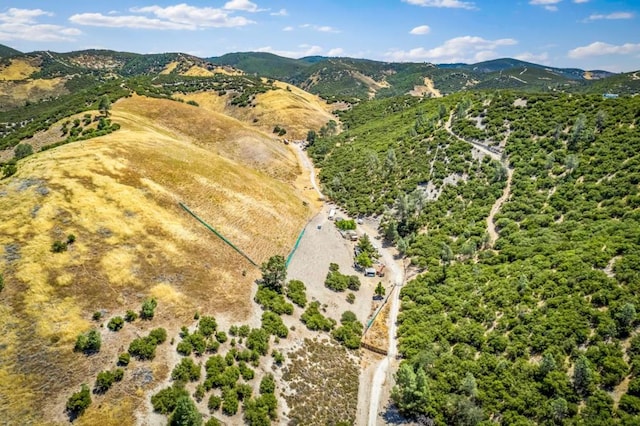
<box><xmin>445</xmin><ymin>112</ymin><xmax>514</xmax><ymax>247</ymax></box>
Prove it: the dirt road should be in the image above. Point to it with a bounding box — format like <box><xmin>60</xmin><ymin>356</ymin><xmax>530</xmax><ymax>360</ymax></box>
<box><xmin>358</xmin><ymin>221</ymin><xmax>405</xmax><ymax>426</ymax></box>
<box><xmin>445</xmin><ymin>111</ymin><xmax>514</xmax><ymax>247</ymax></box>
<box><xmin>292</xmin><ymin>145</ymin><xmax>409</xmax><ymax>425</ymax></box>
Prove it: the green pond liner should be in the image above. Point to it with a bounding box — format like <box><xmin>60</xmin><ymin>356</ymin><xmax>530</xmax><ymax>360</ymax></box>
<box><xmin>286</xmin><ymin>228</ymin><xmax>305</xmax><ymax>267</ymax></box>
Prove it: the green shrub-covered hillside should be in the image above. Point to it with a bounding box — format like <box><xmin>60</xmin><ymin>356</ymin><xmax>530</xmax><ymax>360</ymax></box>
<box><xmin>311</xmin><ymin>91</ymin><xmax>640</xmax><ymax>424</ymax></box>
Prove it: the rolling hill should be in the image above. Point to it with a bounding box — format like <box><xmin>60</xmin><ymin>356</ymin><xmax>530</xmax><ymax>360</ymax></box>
<box><xmin>0</xmin><ymin>48</ymin><xmax>337</xmax><ymax>423</ymax></box>
<box><xmin>212</xmin><ymin>52</ymin><xmax>634</xmax><ymax>101</ymax></box>
<box><xmin>2</xmin><ymin>41</ymin><xmax>640</xmax><ymax>425</ymax></box>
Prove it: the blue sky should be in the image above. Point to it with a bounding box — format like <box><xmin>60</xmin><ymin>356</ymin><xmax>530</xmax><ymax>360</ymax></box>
<box><xmin>0</xmin><ymin>0</ymin><xmax>638</xmax><ymax>72</ymax></box>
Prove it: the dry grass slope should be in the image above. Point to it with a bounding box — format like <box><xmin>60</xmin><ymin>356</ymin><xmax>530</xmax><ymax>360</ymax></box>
<box><xmin>179</xmin><ymin>80</ymin><xmax>336</xmax><ymax>140</ymax></box>
<box><xmin>0</xmin><ymin>95</ymin><xmax>317</xmax><ymax>424</ymax></box>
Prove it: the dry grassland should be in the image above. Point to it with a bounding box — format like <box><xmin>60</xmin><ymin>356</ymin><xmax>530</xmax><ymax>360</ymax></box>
<box><xmin>0</xmin><ymin>78</ymin><xmax>67</xmax><ymax>110</ymax></box>
<box><xmin>159</xmin><ymin>61</ymin><xmax>179</xmax><ymax>75</ymax></box>
<box><xmin>362</xmin><ymin>300</ymin><xmax>390</xmax><ymax>351</ymax></box>
<box><xmin>0</xmin><ymin>95</ymin><xmax>317</xmax><ymax>423</ymax></box>
<box><xmin>178</xmin><ymin>80</ymin><xmax>335</xmax><ymax>140</ymax></box>
<box><xmin>182</xmin><ymin>66</ymin><xmax>215</xmax><ymax>77</ymax></box>
<box><xmin>0</xmin><ymin>59</ymin><xmax>39</xmax><ymax>81</ymax></box>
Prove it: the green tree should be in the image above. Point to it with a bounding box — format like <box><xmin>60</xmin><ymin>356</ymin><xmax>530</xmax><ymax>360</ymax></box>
<box><xmin>140</xmin><ymin>298</ymin><xmax>157</xmax><ymax>320</ymax></box>
<box><xmin>440</xmin><ymin>242</ymin><xmax>453</xmax><ymax>278</ymax></box>
<box><xmin>99</xmin><ymin>95</ymin><xmax>111</xmax><ymax>117</ymax></box>
<box><xmin>170</xmin><ymin>396</ymin><xmax>202</xmax><ymax>426</ymax></box>
<box><xmin>198</xmin><ymin>316</ymin><xmax>217</xmax><ymax>337</ymax></box>
<box><xmin>306</xmin><ymin>130</ymin><xmax>317</xmax><ymax>146</ymax></box>
<box><xmin>549</xmin><ymin>398</ymin><xmax>568</xmax><ymax>423</ymax></box>
<box><xmin>107</xmin><ymin>316</ymin><xmax>124</xmax><ymax>331</ymax></box>
<box><xmin>66</xmin><ymin>384</ymin><xmax>91</xmax><ymax>419</ymax></box>
<box><xmin>355</xmin><ymin>251</ymin><xmax>373</xmax><ymax>268</ymax></box>
<box><xmin>259</xmin><ymin>374</ymin><xmax>276</xmax><ymax>394</ymax></box>
<box><xmin>573</xmin><ymin>355</ymin><xmax>596</xmax><ymax>396</ymax></box>
<box><xmin>259</xmin><ymin>255</ymin><xmax>287</xmax><ymax>293</ymax></box>
<box><xmin>286</xmin><ymin>279</ymin><xmax>307</xmax><ymax>307</ymax></box>
<box><xmin>0</xmin><ymin>273</ymin><xmax>4</xmax><ymax>293</ymax></box>
<box><xmin>13</xmin><ymin>143</ymin><xmax>33</xmax><ymax>160</ymax></box>
<box><xmin>375</xmin><ymin>282</ymin><xmax>386</xmax><ymax>299</ymax></box>
<box><xmin>75</xmin><ymin>329</ymin><xmax>101</xmax><ymax>354</ymax></box>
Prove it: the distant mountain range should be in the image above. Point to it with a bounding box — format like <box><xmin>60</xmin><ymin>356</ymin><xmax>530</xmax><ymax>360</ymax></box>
<box><xmin>1</xmin><ymin>43</ymin><xmax>638</xmax><ymax>102</ymax></box>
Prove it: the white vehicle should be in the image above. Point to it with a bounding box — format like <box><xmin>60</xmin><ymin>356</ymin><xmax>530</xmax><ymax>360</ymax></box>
<box><xmin>328</xmin><ymin>208</ymin><xmax>336</xmax><ymax>220</ymax></box>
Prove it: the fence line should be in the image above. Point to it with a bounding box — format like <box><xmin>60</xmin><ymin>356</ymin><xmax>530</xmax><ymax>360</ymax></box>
<box><xmin>179</xmin><ymin>202</ymin><xmax>259</xmax><ymax>268</ymax></box>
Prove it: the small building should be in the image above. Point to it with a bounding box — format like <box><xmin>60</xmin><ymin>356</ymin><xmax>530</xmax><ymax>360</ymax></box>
<box><xmin>603</xmin><ymin>93</ymin><xmax>619</xmax><ymax>99</ymax></box>
<box><xmin>364</xmin><ymin>267</ymin><xmax>376</xmax><ymax>277</ymax></box>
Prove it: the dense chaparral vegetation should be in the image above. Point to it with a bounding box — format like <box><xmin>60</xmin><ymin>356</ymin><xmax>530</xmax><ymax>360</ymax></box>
<box><xmin>310</xmin><ymin>90</ymin><xmax>640</xmax><ymax>424</ymax></box>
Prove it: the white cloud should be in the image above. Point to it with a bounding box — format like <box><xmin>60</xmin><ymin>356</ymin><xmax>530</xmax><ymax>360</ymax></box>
<box><xmin>70</xmin><ymin>13</ymin><xmax>194</xmax><ymax>30</ymax></box>
<box><xmin>256</xmin><ymin>44</ymin><xmax>324</xmax><ymax>58</ymax></box>
<box><xmin>270</xmin><ymin>9</ymin><xmax>288</xmax><ymax>16</ymax></box>
<box><xmin>0</xmin><ymin>8</ymin><xmax>53</xmax><ymax>24</ymax></box>
<box><xmin>585</xmin><ymin>12</ymin><xmax>634</xmax><ymax>21</ymax></box>
<box><xmin>385</xmin><ymin>35</ymin><xmax>517</xmax><ymax>63</ymax></box>
<box><xmin>568</xmin><ymin>41</ymin><xmax>640</xmax><ymax>58</ymax></box>
<box><xmin>327</xmin><ymin>48</ymin><xmax>344</xmax><ymax>56</ymax></box>
<box><xmin>300</xmin><ymin>23</ymin><xmax>340</xmax><ymax>33</ymax></box>
<box><xmin>515</xmin><ymin>51</ymin><xmax>550</xmax><ymax>64</ymax></box>
<box><xmin>402</xmin><ymin>0</ymin><xmax>476</xmax><ymax>10</ymax></box>
<box><xmin>71</xmin><ymin>4</ymin><xmax>255</xmax><ymax>30</ymax></box>
<box><xmin>573</xmin><ymin>0</ymin><xmax>589</xmax><ymax>3</ymax></box>
<box><xmin>282</xmin><ymin>26</ymin><xmax>294</xmax><ymax>31</ymax></box>
<box><xmin>223</xmin><ymin>0</ymin><xmax>262</xmax><ymax>13</ymax></box>
<box><xmin>529</xmin><ymin>0</ymin><xmax>561</xmax><ymax>10</ymax></box>
<box><xmin>410</xmin><ymin>25</ymin><xmax>431</xmax><ymax>35</ymax></box>
<box><xmin>0</xmin><ymin>8</ymin><xmax>81</xmax><ymax>42</ymax></box>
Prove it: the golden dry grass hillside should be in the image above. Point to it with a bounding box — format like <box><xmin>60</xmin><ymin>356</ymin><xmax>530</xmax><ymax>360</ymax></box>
<box><xmin>179</xmin><ymin>80</ymin><xmax>336</xmax><ymax>140</ymax></box>
<box><xmin>0</xmin><ymin>58</ymin><xmax>39</xmax><ymax>81</ymax></box>
<box><xmin>0</xmin><ymin>95</ymin><xmax>319</xmax><ymax>424</ymax></box>
<box><xmin>0</xmin><ymin>58</ymin><xmax>69</xmax><ymax>110</ymax></box>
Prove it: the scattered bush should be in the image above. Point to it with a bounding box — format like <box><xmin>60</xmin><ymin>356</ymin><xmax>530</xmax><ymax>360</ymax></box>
<box><xmin>151</xmin><ymin>385</ymin><xmax>189</xmax><ymax>414</ymax></box>
<box><xmin>52</xmin><ymin>240</ymin><xmax>68</xmax><ymax>253</ymax></box>
<box><xmin>301</xmin><ymin>301</ymin><xmax>336</xmax><ymax>332</ymax></box>
<box><xmin>199</xmin><ymin>316</ymin><xmax>217</xmax><ymax>337</ymax></box>
<box><xmin>222</xmin><ymin>387</ymin><xmax>239</xmax><ymax>416</ymax></box>
<box><xmin>124</xmin><ymin>310</ymin><xmax>138</xmax><ymax>322</ymax></box>
<box><xmin>128</xmin><ymin>328</ymin><xmax>166</xmax><ymax>360</ymax></box>
<box><xmin>246</xmin><ymin>328</ymin><xmax>270</xmax><ymax>356</ymax></box>
<box><xmin>324</xmin><ymin>265</ymin><xmax>361</xmax><ymax>292</ymax></box>
<box><xmin>13</xmin><ymin>143</ymin><xmax>33</xmax><ymax>160</ymax></box>
<box><xmin>94</xmin><ymin>368</ymin><xmax>124</xmax><ymax>393</ymax></box>
<box><xmin>208</xmin><ymin>394</ymin><xmax>222</xmax><ymax>411</ymax></box>
<box><xmin>261</xmin><ymin>311</ymin><xmax>289</xmax><ymax>338</ymax></box>
<box><xmin>335</xmin><ymin>219</ymin><xmax>356</xmax><ymax>231</ymax></box>
<box><xmin>215</xmin><ymin>331</ymin><xmax>227</xmax><ymax>344</ymax></box>
<box><xmin>117</xmin><ymin>352</ymin><xmax>130</xmax><ymax>366</ymax></box>
<box><xmin>66</xmin><ymin>384</ymin><xmax>91</xmax><ymax>419</ymax></box>
<box><xmin>286</xmin><ymin>279</ymin><xmax>307</xmax><ymax>308</ymax></box>
<box><xmin>74</xmin><ymin>329</ymin><xmax>101</xmax><ymax>354</ymax></box>
<box><xmin>140</xmin><ymin>298</ymin><xmax>157</xmax><ymax>320</ymax></box>
<box><xmin>171</xmin><ymin>357</ymin><xmax>201</xmax><ymax>383</ymax></box>
<box><xmin>107</xmin><ymin>316</ymin><xmax>124</xmax><ymax>331</ymax></box>
<box><xmin>332</xmin><ymin>311</ymin><xmax>363</xmax><ymax>349</ymax></box>
<box><xmin>259</xmin><ymin>373</ymin><xmax>276</xmax><ymax>395</ymax></box>
<box><xmin>255</xmin><ymin>285</ymin><xmax>293</xmax><ymax>315</ymax></box>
